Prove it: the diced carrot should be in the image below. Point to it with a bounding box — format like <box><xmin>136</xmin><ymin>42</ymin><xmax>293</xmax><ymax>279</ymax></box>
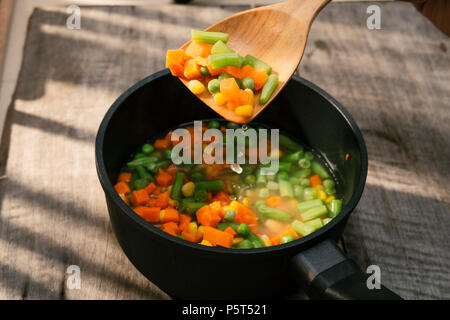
<box><xmin>240</xmin><ymin>65</ymin><xmax>254</xmax><ymax>78</ymax></box>
<box><xmin>270</xmin><ymin>236</ymin><xmax>281</xmax><ymax>246</ymax></box>
<box><xmin>131</xmin><ymin>189</ymin><xmax>150</xmax><ymax>206</ymax></box>
<box><xmin>148</xmin><ymin>198</ymin><xmax>158</xmax><ymax>207</ymax></box>
<box><xmin>234</xmin><ymin>202</ymin><xmax>257</xmax><ymax>225</ymax></box>
<box><xmin>207</xmin><ymin>58</ymin><xmax>225</xmax><ymax>76</ymax></box>
<box><xmin>161</xmin><ymin>207</ymin><xmax>179</xmax><ymax>223</ymax></box>
<box><xmin>220</xmin><ymin>78</ymin><xmax>241</xmax><ymax>105</ymax></box>
<box><xmin>184</xmin><ymin>58</ymin><xmax>201</xmax><ymax>79</ymax></box>
<box><xmin>152</xmin><ymin>186</ymin><xmax>162</xmax><ymax>196</ymax></box>
<box><xmin>155</xmin><ymin>191</ymin><xmax>170</xmax><ymax>209</ymax></box>
<box><xmin>309</xmin><ymin>174</ymin><xmax>322</xmax><ymax>188</ymax></box>
<box><xmin>226</xmin><ymin>101</ymin><xmax>238</xmax><ymax>111</ymax></box>
<box><xmin>181</xmin><ymin>230</ymin><xmax>197</xmax><ymax>242</ymax></box>
<box><xmin>225</xmin><ymin>66</ymin><xmax>243</xmax><ymax>79</ymax></box>
<box><xmin>224</xmin><ymin>226</ymin><xmax>237</xmax><ymax>237</ymax></box>
<box><xmin>266</xmin><ymin>196</ymin><xmax>281</xmax><ymax>207</ymax></box>
<box><xmin>166</xmin><ymin>49</ymin><xmax>189</xmax><ymax>77</ymax></box>
<box><xmin>114</xmin><ymin>181</ymin><xmax>130</xmax><ymax>195</ymax></box>
<box><xmin>184</xmin><ymin>41</ymin><xmax>213</xmax><ymax>58</ymax></box>
<box><xmin>156</xmin><ymin>169</ymin><xmax>173</xmax><ymax>187</ymax></box>
<box><xmin>118</xmin><ymin>172</ymin><xmax>132</xmax><ymax>183</ymax></box>
<box><xmin>144</xmin><ymin>182</ymin><xmax>157</xmax><ymax>194</ymax></box>
<box><xmin>134</xmin><ymin>206</ymin><xmax>160</xmax><ymax>223</ymax></box>
<box><xmin>179</xmin><ymin>214</ymin><xmax>192</xmax><ymax>232</ymax></box>
<box><xmin>211</xmin><ymin>191</ymin><xmax>231</xmax><ymax>206</ymax></box>
<box><xmin>162</xmin><ymin>222</ymin><xmax>179</xmax><ymax>236</ymax></box>
<box><xmin>281</xmin><ymin>226</ymin><xmax>299</xmax><ymax>239</ymax></box>
<box><xmin>244</xmin><ymin>66</ymin><xmax>268</xmax><ymax>91</ymax></box>
<box><xmin>197</xmin><ymin>209</ymin><xmax>221</xmax><ymax>228</ymax></box>
<box><xmin>203</xmin><ymin>226</ymin><xmax>233</xmax><ymax>248</ymax></box>
<box><xmin>154</xmin><ymin>138</ymin><xmax>171</xmax><ymax>150</ymax></box>
<box><xmin>239</xmin><ymin>89</ymin><xmax>251</xmax><ymax>105</ymax></box>
<box><xmin>166</xmin><ymin>164</ymin><xmax>178</xmax><ymax>178</ymax></box>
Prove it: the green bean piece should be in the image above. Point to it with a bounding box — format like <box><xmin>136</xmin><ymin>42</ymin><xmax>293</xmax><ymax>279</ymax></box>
<box><xmin>209</xmin><ymin>53</ymin><xmax>243</xmax><ymax>69</ymax></box>
<box><xmin>244</xmin><ymin>174</ymin><xmax>256</xmax><ymax>185</ymax></box>
<box><xmin>267</xmin><ymin>181</ymin><xmax>279</xmax><ymax>191</ymax></box>
<box><xmin>190</xmin><ymin>171</ymin><xmax>204</xmax><ymax>182</ymax></box>
<box><xmin>303</xmin><ymin>187</ymin><xmax>318</xmax><ymax>200</ymax></box>
<box><xmin>224</xmin><ymin>210</ymin><xmax>236</xmax><ymax>222</ymax></box>
<box><xmin>226</xmin><ymin>122</ymin><xmax>240</xmax><ymax>129</ymax></box>
<box><xmin>323</xmin><ymin>179</ymin><xmax>335</xmax><ymax>189</ymax></box>
<box><xmin>193</xmin><ymin>188</ymin><xmax>208</xmax><ymax>202</ymax></box>
<box><xmin>180</xmin><ymin>199</ymin><xmax>208</xmax><ymax>215</ymax></box>
<box><xmin>237</xmin><ymin>223</ymin><xmax>250</xmax><ymax>236</ymax></box>
<box><xmin>311</xmin><ymin>161</ymin><xmax>330</xmax><ymax>179</ymax></box>
<box><xmin>304</xmin><ymin>152</ymin><xmax>315</xmax><ymax>160</ymax></box>
<box><xmin>278</xmin><ymin>161</ymin><xmax>292</xmax><ymax>172</ymax></box>
<box><xmin>211</xmin><ymin>40</ymin><xmax>234</xmax><ymax>54</ymax></box>
<box><xmin>141</xmin><ymin>144</ymin><xmax>154</xmax><ymax>155</ymax></box>
<box><xmin>207</xmin><ymin>79</ymin><xmax>221</xmax><ymax>94</ymax></box>
<box><xmin>244</xmin><ymin>54</ymin><xmax>272</xmax><ymax>75</ymax></box>
<box><xmin>328</xmin><ymin>199</ymin><xmax>342</xmax><ymax>218</ymax></box>
<box><xmin>200</xmin><ymin>66</ymin><xmax>210</xmax><ymax>76</ymax></box>
<box><xmin>279</xmin><ymin>134</ymin><xmax>303</xmax><ymax>152</ymax></box>
<box><xmin>127</xmin><ymin>156</ymin><xmax>159</xmax><ymax>169</ymax></box>
<box><xmin>279</xmin><ymin>180</ymin><xmax>294</xmax><ymax>198</ymax></box>
<box><xmin>217</xmin><ymin>221</ymin><xmax>240</xmax><ymax>231</ymax></box>
<box><xmin>298</xmin><ymin>158</ymin><xmax>311</xmax><ymax>169</ymax></box>
<box><xmin>297</xmin><ymin>199</ymin><xmax>323</xmax><ymax>212</ymax></box>
<box><xmin>259</xmin><ymin>188</ymin><xmax>270</xmax><ymax>198</ymax></box>
<box><xmin>170</xmin><ymin>172</ymin><xmax>185</xmax><ymax>201</ymax></box>
<box><xmin>133</xmin><ymin>178</ymin><xmax>148</xmax><ymax>190</ymax></box>
<box><xmin>134</xmin><ymin>153</ymin><xmax>146</xmax><ymax>159</ymax></box>
<box><xmin>218</xmin><ymin>72</ymin><xmax>232</xmax><ymax>81</ymax></box>
<box><xmin>241</xmin><ymin>78</ymin><xmax>255</xmax><ymax>90</ymax></box>
<box><xmin>164</xmin><ymin>149</ymin><xmax>172</xmax><ymax>160</ymax></box>
<box><xmin>305</xmin><ymin>218</ymin><xmax>323</xmax><ymax>231</ymax></box>
<box><xmin>300</xmin><ymin>178</ymin><xmax>311</xmax><ymax>187</ymax></box>
<box><xmin>281</xmin><ymin>235</ymin><xmax>296</xmax><ymax>244</ymax></box>
<box><xmin>295</xmin><ymin>168</ymin><xmax>312</xmax><ymax>179</ymax></box>
<box><xmin>293</xmin><ymin>185</ymin><xmax>305</xmax><ymax>200</ymax></box>
<box><xmin>195</xmin><ymin>179</ymin><xmax>225</xmax><ymax>192</ymax></box>
<box><xmin>235</xmin><ymin>78</ymin><xmax>244</xmax><ymax>89</ymax></box>
<box><xmin>289</xmin><ymin>177</ymin><xmax>300</xmax><ymax>185</ymax></box>
<box><xmin>322</xmin><ymin>218</ymin><xmax>332</xmax><ymax>225</ymax></box>
<box><xmin>260</xmin><ymin>74</ymin><xmax>279</xmax><ymax>104</ymax></box>
<box><xmin>191</xmin><ymin>29</ymin><xmax>229</xmax><ymax>44</ymax></box>
<box><xmin>237</xmin><ymin>240</ymin><xmax>254</xmax><ymax>249</ymax></box>
<box><xmin>256</xmin><ymin>170</ymin><xmax>268</xmax><ymax>187</ymax></box>
<box><xmin>136</xmin><ymin>165</ymin><xmax>151</xmax><ymax>180</ymax></box>
<box><xmin>291</xmin><ymin>220</ymin><xmax>315</xmax><ymax>237</ymax></box>
<box><xmin>282</xmin><ymin>150</ymin><xmax>303</xmax><ymax>163</ymax></box>
<box><xmin>254</xmin><ymin>202</ymin><xmax>292</xmax><ymax>221</ymax></box>
<box><xmin>300</xmin><ymin>205</ymin><xmax>328</xmax><ymax>222</ymax></box>
<box><xmin>247</xmin><ymin>232</ymin><xmax>265</xmax><ymax>248</ymax></box>
<box><xmin>207</xmin><ymin>120</ymin><xmax>220</xmax><ymax>129</ymax></box>
<box><xmin>277</xmin><ymin>171</ymin><xmax>289</xmax><ymax>182</ymax></box>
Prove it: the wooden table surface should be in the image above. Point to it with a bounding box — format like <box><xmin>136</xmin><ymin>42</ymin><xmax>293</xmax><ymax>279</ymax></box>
<box><xmin>0</xmin><ymin>1</ymin><xmax>448</xmax><ymax>300</ymax></box>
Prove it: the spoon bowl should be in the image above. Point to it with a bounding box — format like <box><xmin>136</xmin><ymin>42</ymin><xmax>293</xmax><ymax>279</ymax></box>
<box><xmin>179</xmin><ymin>0</ymin><xmax>330</xmax><ymax>123</ymax></box>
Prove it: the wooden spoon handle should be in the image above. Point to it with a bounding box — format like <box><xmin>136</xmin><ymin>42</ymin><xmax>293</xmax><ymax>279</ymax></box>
<box><xmin>277</xmin><ymin>0</ymin><xmax>331</xmax><ymax>21</ymax></box>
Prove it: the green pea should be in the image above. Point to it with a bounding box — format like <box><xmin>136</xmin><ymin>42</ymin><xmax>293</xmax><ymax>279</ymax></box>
<box><xmin>141</xmin><ymin>144</ymin><xmax>154</xmax><ymax>155</ymax></box>
<box><xmin>237</xmin><ymin>223</ymin><xmax>250</xmax><ymax>236</ymax></box>
<box><xmin>207</xmin><ymin>120</ymin><xmax>221</xmax><ymax>129</ymax></box>
<box><xmin>224</xmin><ymin>210</ymin><xmax>236</xmax><ymax>222</ymax></box>
<box><xmin>281</xmin><ymin>235</ymin><xmax>296</xmax><ymax>244</ymax></box>
<box><xmin>226</xmin><ymin>122</ymin><xmax>241</xmax><ymax>129</ymax></box>
<box><xmin>164</xmin><ymin>149</ymin><xmax>172</xmax><ymax>160</ymax></box>
<box><xmin>323</xmin><ymin>179</ymin><xmax>335</xmax><ymax>189</ymax></box>
<box><xmin>207</xmin><ymin>79</ymin><xmax>221</xmax><ymax>94</ymax></box>
<box><xmin>200</xmin><ymin>66</ymin><xmax>211</xmax><ymax>76</ymax></box>
<box><xmin>325</xmin><ymin>187</ymin><xmax>336</xmax><ymax>195</ymax></box>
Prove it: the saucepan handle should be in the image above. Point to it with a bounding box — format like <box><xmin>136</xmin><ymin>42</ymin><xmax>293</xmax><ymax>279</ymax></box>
<box><xmin>290</xmin><ymin>239</ymin><xmax>402</xmax><ymax>300</ymax></box>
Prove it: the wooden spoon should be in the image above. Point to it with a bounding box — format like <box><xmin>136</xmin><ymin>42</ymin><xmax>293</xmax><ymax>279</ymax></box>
<box><xmin>179</xmin><ymin>0</ymin><xmax>330</xmax><ymax>124</ymax></box>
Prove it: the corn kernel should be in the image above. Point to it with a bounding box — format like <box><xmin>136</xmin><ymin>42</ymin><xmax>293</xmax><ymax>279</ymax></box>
<box><xmin>244</xmin><ymin>88</ymin><xmax>254</xmax><ymax>106</ymax></box>
<box><xmin>159</xmin><ymin>210</ymin><xmax>165</xmax><ymax>221</ymax></box>
<box><xmin>187</xmin><ymin>80</ymin><xmax>205</xmax><ymax>95</ymax></box>
<box><xmin>214</xmin><ymin>93</ymin><xmax>227</xmax><ymax>106</ymax></box>
<box><xmin>235</xmin><ymin>104</ymin><xmax>254</xmax><ymax>117</ymax></box>
<box><xmin>259</xmin><ymin>234</ymin><xmax>271</xmax><ymax>247</ymax></box>
<box><xmin>318</xmin><ymin>189</ymin><xmax>327</xmax><ymax>201</ymax></box>
<box><xmin>188</xmin><ymin>222</ymin><xmax>198</xmax><ymax>235</ymax></box>
<box><xmin>242</xmin><ymin>197</ymin><xmax>250</xmax><ymax>207</ymax></box>
<box><xmin>325</xmin><ymin>195</ymin><xmax>335</xmax><ymax>203</ymax></box>
<box><xmin>200</xmin><ymin>240</ymin><xmax>212</xmax><ymax>246</ymax></box>
<box><xmin>197</xmin><ymin>226</ymin><xmax>205</xmax><ymax>237</ymax></box>
<box><xmin>181</xmin><ymin>181</ymin><xmax>195</xmax><ymax>197</ymax></box>
<box><xmin>233</xmin><ymin>237</ymin><xmax>244</xmax><ymax>245</ymax></box>
<box><xmin>168</xmin><ymin>199</ymin><xmax>179</xmax><ymax>207</ymax></box>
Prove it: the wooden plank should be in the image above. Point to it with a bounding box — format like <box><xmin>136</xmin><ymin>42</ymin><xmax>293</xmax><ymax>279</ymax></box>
<box><xmin>0</xmin><ymin>2</ymin><xmax>448</xmax><ymax>300</ymax></box>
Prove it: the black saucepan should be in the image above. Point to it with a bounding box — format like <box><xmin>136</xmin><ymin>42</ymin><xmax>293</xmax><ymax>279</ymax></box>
<box><xmin>95</xmin><ymin>69</ymin><xmax>401</xmax><ymax>299</ymax></box>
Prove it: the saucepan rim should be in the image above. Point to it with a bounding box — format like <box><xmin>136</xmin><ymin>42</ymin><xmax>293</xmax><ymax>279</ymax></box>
<box><xmin>95</xmin><ymin>69</ymin><xmax>368</xmax><ymax>256</ymax></box>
